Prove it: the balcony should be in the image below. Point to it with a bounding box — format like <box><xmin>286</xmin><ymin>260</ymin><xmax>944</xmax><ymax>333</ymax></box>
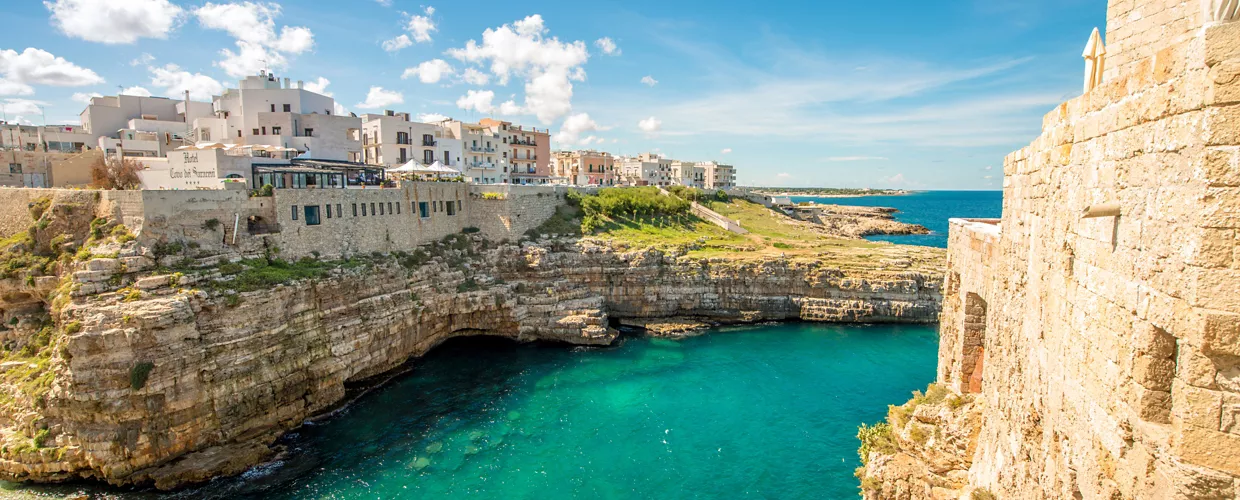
<box><xmin>422</xmin><ymin>139</ymin><xmax>437</xmax><ymax>147</ymax></box>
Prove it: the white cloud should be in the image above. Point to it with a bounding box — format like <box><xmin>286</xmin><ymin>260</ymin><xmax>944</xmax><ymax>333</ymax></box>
<box><xmin>45</xmin><ymin>0</ymin><xmax>183</xmax><ymax>44</ymax></box>
<box><xmin>0</xmin><ymin>48</ymin><xmax>105</xmax><ymax>88</ymax></box>
<box><xmin>334</xmin><ymin>102</ymin><xmax>348</xmax><ymax>116</ymax></box>
<box><xmin>383</xmin><ymin>34</ymin><xmax>412</xmax><ymax>52</ymax></box>
<box><xmin>499</xmin><ymin>100</ymin><xmax>524</xmax><ymax>115</ymax></box>
<box><xmin>638</xmin><ymin>116</ymin><xmax>662</xmax><ymax>136</ymax></box>
<box><xmin>8</xmin><ymin>116</ymin><xmax>36</xmax><ymax>126</ymax></box>
<box><xmin>407</xmin><ymin>7</ymin><xmax>437</xmax><ymax>43</ymax></box>
<box><xmin>721</xmin><ymin>148</ymin><xmax>732</xmax><ymax>154</ymax></box>
<box><xmin>826</xmin><ymin>156</ymin><xmax>888</xmax><ymax>162</ymax></box>
<box><xmin>640</xmin><ymin>75</ymin><xmax>658</xmax><ymax>87</ymax></box>
<box><xmin>375</xmin><ymin>0</ymin><xmax>391</xmax><ymax>5</ymax></box>
<box><xmin>447</xmin><ymin>14</ymin><xmax>589</xmax><ymax>124</ymax></box>
<box><xmin>595</xmin><ymin>37</ymin><xmax>620</xmax><ymax>56</ymax></box>
<box><xmin>130</xmin><ymin>53</ymin><xmax>155</xmax><ymax>66</ymax></box>
<box><xmin>1</xmin><ymin>98</ymin><xmax>48</xmax><ymax>117</ymax></box>
<box><xmin>984</xmin><ymin>165</ymin><xmax>994</xmax><ymax>170</ymax></box>
<box><xmin>121</xmin><ymin>86</ymin><xmax>153</xmax><ymax>97</ymax></box>
<box><xmin>194</xmin><ymin>2</ymin><xmax>315</xmax><ymax>78</ymax></box>
<box><xmin>148</xmin><ymin>64</ymin><xmax>224</xmax><ymax>100</ymax></box>
<box><xmin>0</xmin><ymin>80</ymin><xmax>34</xmax><ymax>96</ymax></box>
<box><xmin>71</xmin><ymin>92</ymin><xmax>102</xmax><ymax>104</ymax></box>
<box><xmin>776</xmin><ymin>173</ymin><xmax>791</xmax><ymax>179</ymax></box>
<box><xmin>882</xmin><ymin>173</ymin><xmax>907</xmax><ymax>184</ymax></box>
<box><xmin>462</xmin><ymin>68</ymin><xmax>490</xmax><ymax>86</ymax></box>
<box><xmin>356</xmin><ymin>86</ymin><xmax>403</xmax><ymax>109</ymax></box>
<box><xmin>303</xmin><ymin>76</ymin><xmax>331</xmax><ymax>96</ymax></box>
<box><xmin>983</xmin><ymin>175</ymin><xmax>994</xmax><ymax>180</ymax></box>
<box><xmin>455</xmin><ymin>89</ymin><xmax>495</xmax><ymax>114</ymax></box>
<box><xmin>417</xmin><ymin>112</ymin><xmax>449</xmax><ymax>123</ymax></box>
<box><xmin>402</xmin><ymin>59</ymin><xmax>454</xmax><ymax>84</ymax></box>
<box><xmin>553</xmin><ymin>112</ymin><xmax>602</xmax><ymax>146</ymax></box>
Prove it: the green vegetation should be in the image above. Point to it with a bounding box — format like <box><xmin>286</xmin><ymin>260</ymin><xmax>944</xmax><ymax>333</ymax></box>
<box><xmin>209</xmin><ymin>258</ymin><xmax>337</xmax><ymax>293</ymax></box>
<box><xmin>856</xmin><ymin>422</ymin><xmax>896</xmax><ymax>466</ymax></box>
<box><xmin>28</xmin><ymin>197</ymin><xmax>52</xmax><ymax>220</ymax></box>
<box><xmin>251</xmin><ymin>184</ymin><xmax>274</xmax><ymax>197</ymax></box>
<box><xmin>31</xmin><ymin>428</ymin><xmax>50</xmax><ymax>449</ymax></box>
<box><xmin>972</xmin><ymin>488</ymin><xmax>997</xmax><ymax>500</ymax></box>
<box><xmin>202</xmin><ymin>218</ymin><xmax>222</xmax><ymax>231</ymax></box>
<box><xmin>481</xmin><ymin>192</ymin><xmax>506</xmax><ymax>200</ymax></box>
<box><xmin>129</xmin><ymin>362</ymin><xmax>154</xmax><ymax>390</ymax></box>
<box><xmin>754</xmin><ymin>187</ymin><xmax>907</xmax><ymax>196</ymax></box>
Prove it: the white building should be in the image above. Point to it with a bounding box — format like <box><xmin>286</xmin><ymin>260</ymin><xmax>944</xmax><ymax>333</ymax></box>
<box><xmin>0</xmin><ymin>123</ymin><xmax>99</xmax><ymax>187</ymax></box>
<box><xmin>444</xmin><ymin>120</ymin><xmax>507</xmax><ymax>184</ymax></box>
<box><xmin>360</xmin><ymin>111</ymin><xmax>463</xmax><ymax>176</ymax></box>
<box><xmin>671</xmin><ymin>160</ymin><xmax>705</xmax><ymax>188</ymax></box>
<box><xmin>136</xmin><ymin>144</ymin><xmax>257</xmax><ymax>190</ymax></box>
<box><xmin>192</xmin><ymin>71</ymin><xmax>361</xmax><ymax>162</ymax></box>
<box><xmin>618</xmin><ymin>153</ymin><xmax>673</xmax><ymax>186</ymax></box>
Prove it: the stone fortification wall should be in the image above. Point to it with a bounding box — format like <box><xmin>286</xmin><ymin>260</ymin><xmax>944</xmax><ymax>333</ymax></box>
<box><xmin>861</xmin><ymin>3</ymin><xmax>1240</xmax><ymax>499</ymax></box>
<box><xmin>138</xmin><ymin>188</ymin><xmax>272</xmax><ymax>256</ymax></box>
<box><xmin>271</xmin><ymin>183</ymin><xmax>469</xmax><ymax>257</ymax></box>
<box><xmin>0</xmin><ymin>188</ymin><xmax>144</xmax><ymax>239</ymax></box>
<box><xmin>467</xmin><ymin>184</ymin><xmax>575</xmax><ymax>242</ymax></box>
<box><xmin>864</xmin><ymin>9</ymin><xmax>1240</xmax><ymax>500</ymax></box>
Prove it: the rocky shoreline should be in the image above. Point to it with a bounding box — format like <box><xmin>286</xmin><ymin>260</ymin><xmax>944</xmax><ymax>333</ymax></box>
<box><xmin>0</xmin><ymin>224</ymin><xmax>944</xmax><ymax>490</ymax></box>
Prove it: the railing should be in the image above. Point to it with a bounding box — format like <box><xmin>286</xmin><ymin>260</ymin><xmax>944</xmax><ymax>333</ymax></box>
<box><xmin>422</xmin><ymin>139</ymin><xmax>437</xmax><ymax>146</ymax></box>
<box><xmin>658</xmin><ymin>187</ymin><xmax>748</xmax><ymax>234</ymax></box>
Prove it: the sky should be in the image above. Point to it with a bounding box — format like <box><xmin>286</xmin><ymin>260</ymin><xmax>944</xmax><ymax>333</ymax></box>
<box><xmin>0</xmin><ymin>0</ymin><xmax>1104</xmax><ymax>189</ymax></box>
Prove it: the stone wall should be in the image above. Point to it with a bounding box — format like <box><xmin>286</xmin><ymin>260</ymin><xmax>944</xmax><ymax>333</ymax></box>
<box><xmin>0</xmin><ymin>188</ymin><xmax>144</xmax><ymax>240</ymax></box>
<box><xmin>467</xmin><ymin>184</ymin><xmax>574</xmax><ymax>242</ymax></box>
<box><xmin>869</xmin><ymin>6</ymin><xmax>1240</xmax><ymax>499</ymax></box>
<box><xmin>271</xmin><ymin>183</ymin><xmax>469</xmax><ymax>258</ymax></box>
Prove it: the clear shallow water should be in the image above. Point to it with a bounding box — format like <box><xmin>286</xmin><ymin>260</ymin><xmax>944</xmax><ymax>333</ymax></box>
<box><xmin>790</xmin><ymin>190</ymin><xmax>1003</xmax><ymax>248</ymax></box>
<box><xmin>12</xmin><ymin>323</ymin><xmax>938</xmax><ymax>499</ymax></box>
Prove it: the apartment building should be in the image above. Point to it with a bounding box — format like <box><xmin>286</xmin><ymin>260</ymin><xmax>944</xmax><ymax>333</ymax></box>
<box><xmin>360</xmin><ymin>111</ymin><xmax>463</xmax><ymax>172</ymax></box>
<box><xmin>192</xmin><ymin>71</ymin><xmax>362</xmax><ymax>162</ymax></box>
<box><xmin>0</xmin><ymin>123</ymin><xmax>100</xmax><ymax>187</ymax></box>
<box><xmin>699</xmin><ymin>161</ymin><xmax>736</xmax><ymax>189</ymax></box>
<box><xmin>671</xmin><ymin>160</ymin><xmax>705</xmax><ymax>188</ymax></box>
<box><xmin>551</xmin><ymin>150</ymin><xmax>615</xmax><ymax>186</ymax></box>
<box><xmin>618</xmin><ymin>153</ymin><xmax>673</xmax><ymax>186</ymax></box>
<box><xmin>443</xmin><ymin>120</ymin><xmax>507</xmax><ymax>183</ymax></box>
<box><xmin>480</xmin><ymin>118</ymin><xmax>551</xmax><ymax>185</ymax></box>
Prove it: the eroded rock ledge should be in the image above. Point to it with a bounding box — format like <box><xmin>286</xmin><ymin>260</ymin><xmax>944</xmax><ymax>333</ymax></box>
<box><xmin>0</xmin><ymin>235</ymin><xmax>942</xmax><ymax>490</ymax></box>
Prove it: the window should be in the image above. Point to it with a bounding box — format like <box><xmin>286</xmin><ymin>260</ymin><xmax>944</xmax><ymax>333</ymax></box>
<box><xmin>326</xmin><ymin>205</ymin><xmax>333</xmax><ymax>219</ymax></box>
<box><xmin>379</xmin><ymin>203</ymin><xmax>385</xmax><ymax>216</ymax></box>
<box><xmin>305</xmin><ymin>128</ymin><xmax>314</xmax><ymax>137</ymax></box>
<box><xmin>371</xmin><ymin>203</ymin><xmax>376</xmax><ymax>216</ymax></box>
<box><xmin>446</xmin><ymin>201</ymin><xmax>456</xmax><ymax>216</ymax></box>
<box><xmin>8</xmin><ymin>163</ymin><xmax>21</xmax><ymax>174</ymax></box>
<box><xmin>272</xmin><ymin>126</ymin><xmax>282</xmax><ymax>135</ymax></box>
<box><xmin>283</xmin><ymin>104</ymin><xmax>291</xmax><ymax>112</ymax></box>
<box><xmin>252</xmin><ymin>128</ymin><xmax>260</xmax><ymax>135</ymax></box>
<box><xmin>352</xmin><ymin>203</ymin><xmax>358</xmax><ymax>216</ymax></box>
<box><xmin>362</xmin><ymin>203</ymin><xmax>367</xmax><ymax>216</ymax></box>
<box><xmin>291</xmin><ymin>205</ymin><xmax>299</xmax><ymax>220</ymax></box>
<box><xmin>457</xmin><ymin>200</ymin><xmax>462</xmax><ymax>212</ymax></box>
<box><xmin>337</xmin><ymin>204</ymin><xmax>342</xmax><ymax>217</ymax></box>
<box><xmin>270</xmin><ymin>104</ymin><xmax>275</xmax><ymax>112</ymax></box>
<box><xmin>261</xmin><ymin>126</ymin><xmax>267</xmax><ymax>135</ymax></box>
<box><xmin>388</xmin><ymin>202</ymin><xmax>394</xmax><ymax>215</ymax></box>
<box><xmin>396</xmin><ymin>202</ymin><xmax>401</xmax><ymax>215</ymax></box>
<box><xmin>419</xmin><ymin>202</ymin><xmax>430</xmax><ymax>218</ymax></box>
<box><xmin>305</xmin><ymin>206</ymin><xmax>321</xmax><ymax>225</ymax></box>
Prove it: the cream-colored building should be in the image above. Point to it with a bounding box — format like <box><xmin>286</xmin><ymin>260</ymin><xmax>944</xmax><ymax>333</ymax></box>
<box><xmin>481</xmin><ymin>118</ymin><xmax>551</xmax><ymax>185</ymax></box>
<box><xmin>361</xmin><ymin>111</ymin><xmax>463</xmax><ymax>175</ymax></box>
<box><xmin>671</xmin><ymin>160</ymin><xmax>705</xmax><ymax>188</ymax></box>
<box><xmin>551</xmin><ymin>150</ymin><xmax>615</xmax><ymax>186</ymax></box>
<box><xmin>618</xmin><ymin>153</ymin><xmax>673</xmax><ymax>186</ymax></box>
<box><xmin>698</xmin><ymin>161</ymin><xmax>736</xmax><ymax>189</ymax></box>
<box><xmin>444</xmin><ymin>120</ymin><xmax>506</xmax><ymax>183</ymax></box>
<box><xmin>0</xmin><ymin>123</ymin><xmax>100</xmax><ymax>187</ymax></box>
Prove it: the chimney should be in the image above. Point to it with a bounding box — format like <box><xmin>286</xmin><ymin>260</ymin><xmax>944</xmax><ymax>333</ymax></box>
<box><xmin>283</xmin><ymin>78</ymin><xmax>290</xmax><ymax>89</ymax></box>
<box><xmin>297</xmin><ymin>80</ymin><xmax>304</xmax><ymax>89</ymax></box>
<box><xmin>385</xmin><ymin>110</ymin><xmax>394</xmax><ymax>116</ymax></box>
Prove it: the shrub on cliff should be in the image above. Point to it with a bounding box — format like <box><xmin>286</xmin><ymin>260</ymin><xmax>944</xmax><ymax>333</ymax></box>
<box><xmin>578</xmin><ymin>187</ymin><xmax>689</xmax><ymax>220</ymax></box>
<box><xmin>130</xmin><ymin>362</ymin><xmax>154</xmax><ymax>390</ymax></box>
<box><xmin>856</xmin><ymin>422</ymin><xmax>896</xmax><ymax>466</ymax></box>
<box><xmin>88</xmin><ymin>157</ymin><xmax>142</xmax><ymax>190</ymax></box>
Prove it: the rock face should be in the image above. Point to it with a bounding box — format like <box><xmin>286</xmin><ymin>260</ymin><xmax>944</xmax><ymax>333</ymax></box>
<box><xmin>0</xmin><ymin>236</ymin><xmax>942</xmax><ymax>489</ymax></box>
<box><xmin>787</xmin><ymin>204</ymin><xmax>931</xmax><ymax>239</ymax></box>
<box><xmin>860</xmin><ymin>3</ymin><xmax>1240</xmax><ymax>498</ymax></box>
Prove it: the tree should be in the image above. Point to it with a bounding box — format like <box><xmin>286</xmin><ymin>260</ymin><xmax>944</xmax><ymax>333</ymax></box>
<box><xmin>89</xmin><ymin>157</ymin><xmax>142</xmax><ymax>190</ymax></box>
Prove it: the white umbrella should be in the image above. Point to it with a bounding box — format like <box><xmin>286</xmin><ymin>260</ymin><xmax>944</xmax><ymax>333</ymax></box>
<box><xmin>389</xmin><ymin>159</ymin><xmax>432</xmax><ymax>173</ymax></box>
<box><xmin>427</xmin><ymin>161</ymin><xmax>460</xmax><ymax>176</ymax></box>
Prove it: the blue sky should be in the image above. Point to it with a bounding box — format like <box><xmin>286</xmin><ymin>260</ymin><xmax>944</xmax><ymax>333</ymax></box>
<box><xmin>1</xmin><ymin>0</ymin><xmax>1103</xmax><ymax>189</ymax></box>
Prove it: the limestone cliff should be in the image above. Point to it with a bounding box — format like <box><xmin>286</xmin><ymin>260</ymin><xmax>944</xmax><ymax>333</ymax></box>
<box><xmin>0</xmin><ymin>224</ymin><xmax>942</xmax><ymax>489</ymax></box>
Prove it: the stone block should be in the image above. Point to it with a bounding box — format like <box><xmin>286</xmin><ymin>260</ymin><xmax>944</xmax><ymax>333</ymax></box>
<box><xmin>84</xmin><ymin>258</ymin><xmax>121</xmax><ymax>272</ymax></box>
<box><xmin>1191</xmin><ymin>268</ymin><xmax>1240</xmax><ymax>310</ymax></box>
<box><xmin>1175</xmin><ymin>422</ymin><xmax>1240</xmax><ymax>476</ymax></box>
<box><xmin>1192</xmin><ymin>228</ymin><xmax>1237</xmax><ymax>268</ymax></box>
<box><xmin>1203</xmin><ymin>312</ymin><xmax>1240</xmax><ymax>357</ymax></box>
<box><xmin>1204</xmin><ymin>147</ymin><xmax>1240</xmax><ymax>187</ymax></box>
<box><xmin>1136</xmin><ymin>386</ymin><xmax>1173</xmax><ymax>424</ymax></box>
<box><xmin>1205</xmin><ymin>22</ymin><xmax>1240</xmax><ymax>67</ymax></box>
<box><xmin>134</xmin><ymin>276</ymin><xmax>170</xmax><ymax>291</ymax></box>
<box><xmin>1134</xmin><ymin>322</ymin><xmax>1176</xmax><ymax>358</ymax></box>
<box><xmin>1173</xmin><ymin>382</ymin><xmax>1223</xmax><ymax>429</ymax></box>
<box><xmin>1135</xmin><ymin>356</ymin><xmax>1177</xmax><ymax>391</ymax></box>
<box><xmin>1207</xmin><ymin>105</ymin><xmax>1240</xmax><ymax>146</ymax></box>
<box><xmin>1210</xmin><ymin>59</ymin><xmax>1240</xmax><ymax>106</ymax></box>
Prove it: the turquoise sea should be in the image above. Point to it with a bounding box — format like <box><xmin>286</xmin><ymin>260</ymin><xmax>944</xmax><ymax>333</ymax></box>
<box><xmin>791</xmin><ymin>190</ymin><xmax>1003</xmax><ymax>248</ymax></box>
<box><xmin>13</xmin><ymin>323</ymin><xmax>939</xmax><ymax>499</ymax></box>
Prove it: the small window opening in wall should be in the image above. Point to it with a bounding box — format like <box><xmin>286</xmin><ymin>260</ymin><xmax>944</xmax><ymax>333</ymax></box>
<box><xmin>362</xmin><ymin>203</ymin><xmax>367</xmax><ymax>216</ymax></box>
<box><xmin>352</xmin><ymin>203</ymin><xmax>358</xmax><ymax>217</ymax></box>
<box><xmin>326</xmin><ymin>205</ymin><xmax>332</xmax><ymax>219</ymax></box>
<box><xmin>388</xmin><ymin>202</ymin><xmax>393</xmax><ymax>215</ymax></box>
<box><xmin>446</xmin><ymin>202</ymin><xmax>456</xmax><ymax>216</ymax></box>
<box><xmin>291</xmin><ymin>205</ymin><xmax>298</xmax><ymax>221</ymax></box>
<box><xmin>337</xmin><ymin>204</ymin><xmax>342</xmax><ymax>217</ymax></box>
<box><xmin>304</xmin><ymin>206</ymin><xmax>321</xmax><ymax>225</ymax></box>
<box><xmin>396</xmin><ymin>202</ymin><xmax>401</xmax><ymax>215</ymax></box>
<box><xmin>379</xmin><ymin>203</ymin><xmax>385</xmax><ymax>216</ymax></box>
<box><xmin>419</xmin><ymin>201</ymin><xmax>429</xmax><ymax>218</ymax></box>
<box><xmin>371</xmin><ymin>202</ymin><xmax>376</xmax><ymax>215</ymax></box>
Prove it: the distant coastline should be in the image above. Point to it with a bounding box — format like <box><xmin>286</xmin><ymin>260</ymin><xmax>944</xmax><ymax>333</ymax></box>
<box><xmin>752</xmin><ymin>188</ymin><xmax>915</xmax><ymax>198</ymax></box>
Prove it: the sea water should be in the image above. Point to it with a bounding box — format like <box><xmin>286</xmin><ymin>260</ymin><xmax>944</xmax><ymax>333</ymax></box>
<box><xmin>791</xmin><ymin>190</ymin><xmax>1003</xmax><ymax>248</ymax></box>
<box><xmin>14</xmin><ymin>323</ymin><xmax>938</xmax><ymax>499</ymax></box>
